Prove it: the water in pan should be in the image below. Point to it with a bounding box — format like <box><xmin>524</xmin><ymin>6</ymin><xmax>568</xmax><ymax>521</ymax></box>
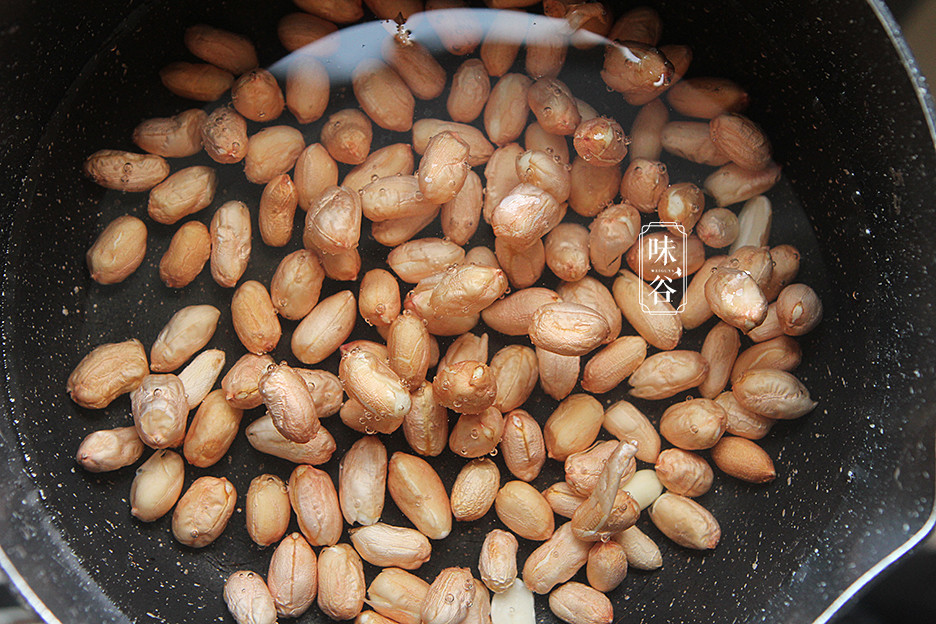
<box><xmin>2</xmin><ymin>1</ymin><xmax>854</xmax><ymax>623</ymax></box>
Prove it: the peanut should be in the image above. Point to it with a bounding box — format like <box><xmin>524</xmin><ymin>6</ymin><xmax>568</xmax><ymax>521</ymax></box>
<box><xmin>86</xmin><ymin>215</ymin><xmax>147</xmax><ymax>285</ymax></box>
<box><xmin>172</xmin><ymin>476</ymin><xmax>237</xmax><ymax>548</ymax></box>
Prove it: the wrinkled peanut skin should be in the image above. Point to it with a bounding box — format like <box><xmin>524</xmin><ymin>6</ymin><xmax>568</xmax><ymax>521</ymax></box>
<box><xmin>67</xmin><ymin>339</ymin><xmax>149</xmax><ymax>409</ymax></box>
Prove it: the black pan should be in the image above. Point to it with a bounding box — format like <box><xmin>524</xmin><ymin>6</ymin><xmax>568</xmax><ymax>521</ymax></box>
<box><xmin>0</xmin><ymin>1</ymin><xmax>934</xmax><ymax>623</ymax></box>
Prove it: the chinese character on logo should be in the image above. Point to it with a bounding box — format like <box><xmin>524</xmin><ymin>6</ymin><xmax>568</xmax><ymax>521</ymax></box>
<box><xmin>637</xmin><ymin>222</ymin><xmax>688</xmax><ymax>315</ymax></box>
<box><xmin>646</xmin><ymin>234</ymin><xmax>677</xmax><ymax>266</ymax></box>
<box><xmin>649</xmin><ymin>275</ymin><xmax>676</xmax><ymax>304</ymax></box>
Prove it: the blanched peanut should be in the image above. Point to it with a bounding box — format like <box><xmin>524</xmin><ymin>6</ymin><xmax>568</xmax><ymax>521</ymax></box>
<box><xmin>698</xmin><ymin>321</ymin><xmax>740</xmax><ymax>399</ymax></box>
<box><xmin>705</xmin><ymin>162</ymin><xmax>782</xmax><ymax>208</ymax></box>
<box><xmin>353</xmin><ymin>59</ymin><xmax>415</xmax><ymax>133</ymax></box>
<box><xmin>601</xmin><ymin>400</ymin><xmax>660</xmax><ymax>463</ymax></box>
<box><xmin>292</xmin><ymin>290</ymin><xmax>357</xmax><ymax>365</ymax></box>
<box><xmin>344</xmin><ymin>143</ymin><xmax>415</xmax><ymax>194</ymax></box>
<box><xmin>160</xmin><ymin>62</ymin><xmax>233</xmax><ymax>101</ymax></box>
<box><xmin>441</xmin><ymin>170</ymin><xmax>483</xmax><ymax>245</ymax></box>
<box><xmin>450</xmin><ymin>457</ymin><xmax>500</xmax><ymax>521</ymax></box>
<box><xmin>668</xmin><ymin>77</ymin><xmax>749</xmax><ymax>119</ymax></box>
<box><xmin>340</xmin><ymin>347</ymin><xmax>411</xmax><ymax>433</ymax></box>
<box><xmin>649</xmin><ymin>493</ymin><xmax>720</xmax><ymax>550</ymax></box>
<box><xmin>544</xmin><ymin>394</ymin><xmax>604</xmax><ymax>461</ymax></box>
<box><xmin>495</xmin><ymin>480</ymin><xmax>554</xmax><ymax>541</ymax></box>
<box><xmin>388</xmin><ymin>451</ymin><xmax>453</xmax><ymax>539</ymax></box>
<box><xmin>245</xmin><ymin>475</ymin><xmax>290</xmax><ymax>547</ymax></box>
<box><xmin>658</xmin><ymin>182</ymin><xmax>704</xmax><ymax>235</ymax></box>
<box><xmin>696</xmin><ymin>208</ymin><xmax>740</xmax><ymax>249</ymax></box>
<box><xmin>387</xmin><ymin>310</ymin><xmax>432</xmax><ymax>390</ymax></box>
<box><xmin>246</xmin><ymin>415</ymin><xmax>336</xmax><ymax>465</ymax></box>
<box><xmin>628</xmin><ymin>99</ymin><xmax>668</xmax><ymax>161</ymax></box>
<box><xmin>223</xmin><ymin>572</ymin><xmax>277</xmax><ymax>624</ymax></box>
<box><xmin>485</xmin><ymin>74</ymin><xmax>532</xmax><ymax>146</ymax></box>
<box><xmin>133</xmin><ymin>109</ymin><xmax>206</xmax><ymax>158</ymax></box>
<box><xmin>499</xmin><ymin>409</ymin><xmax>546</xmax><ymax>482</ymax></box>
<box><xmin>777</xmin><ymin>283</ymin><xmax>823</xmax><ymax>335</ymax></box>
<box><xmin>86</xmin><ymin>215</ymin><xmax>147</xmax><ymax>284</ymax></box>
<box><xmin>569</xmin><ymin>157</ymin><xmax>621</xmax><ymax>217</ymax></box>
<box><xmin>232</xmin><ymin>281</ymin><xmax>281</xmax><ymax>355</ymax></box>
<box><xmin>268</xmin><ymin>533</ymin><xmax>317</xmax><ymax>618</ymax></box>
<box><xmin>581</xmin><ymin>336</ymin><xmax>647</xmax><ymax>394</ymax></box>
<box><xmin>704</xmin><ymin>267</ymin><xmax>769</xmax><ymax>332</ymax></box>
<box><xmin>296</xmin><ymin>368</ymin><xmax>344</xmax><ymax>418</ymax></box>
<box><xmin>495</xmin><ymin>237</ymin><xmax>545</xmax><ymax>289</ymax></box>
<box><xmin>183</xmin><ymin>389</ymin><xmax>243</xmax><ymax>468</ymax></box>
<box><xmin>448</xmin><ymin>58</ymin><xmax>491</xmax><ymax>122</ymax></box>
<box><xmin>661</xmin><ymin>121</ymin><xmax>730</xmax><ymax>166</ymax></box>
<box><xmin>76</xmin><ymin>426</ymin><xmax>144</xmax><ymax>473</ymax></box>
<box><xmin>131</xmin><ymin>374</ymin><xmax>188</xmax><ymax>449</ymax></box>
<box><xmin>270</xmin><ymin>249</ymin><xmax>325</xmax><ymax>321</ymax></box>
<box><xmin>403</xmin><ymin>381</ymin><xmax>450</xmax><ymax>457</ymax></box>
<box><xmin>384</xmin><ymin>37</ymin><xmax>447</xmax><ymax>101</ymax></box>
<box><xmin>210</xmin><ymin>201</ymin><xmax>251</xmax><ymax>288</ymax></box>
<box><xmin>232</xmin><ymin>68</ymin><xmax>284</xmax><ymax>122</ymax></box>
<box><xmin>350</xmin><ymin>523</ymin><xmax>430</xmax><ymax>570</ymax></box>
<box><xmin>147</xmin><ymin>165</ymin><xmax>217</xmax><ymax>225</ymax></box>
<box><xmin>732</xmin><ymin>369</ymin><xmax>817</xmax><ymax>419</ymax></box>
<box><xmin>429</xmin><ymin>263</ymin><xmax>509</xmax><ymax>316</ymax></box>
<box><xmin>201</xmin><ymin>106</ymin><xmax>248</xmax><ymax>164</ymax></box>
<box><xmin>528</xmin><ymin>302</ymin><xmax>610</xmax><ymax>356</ymax></box>
<box><xmin>286</xmin><ymin>55</ymin><xmax>330</xmax><ymax>124</ymax></box>
<box><xmin>322</xmin><ymin>109</ymin><xmax>373</xmax><ymax>165</ymax></box>
<box><xmin>573</xmin><ymin>117</ymin><xmax>628</xmax><ymax>167</ymax></box>
<box><xmin>317</xmin><ymin>544</ymin><xmax>366</xmax><ymax>621</ymax></box>
<box><xmin>479</xmin><ymin>529</ymin><xmax>517</xmax><ymax>593</ymax></box>
<box><xmin>601</xmin><ymin>41</ymin><xmax>673</xmax><ymax>106</ymax></box>
<box><xmin>277</xmin><ymin>12</ymin><xmax>339</xmax><ymax>53</ymax></box>
<box><xmin>450</xmin><ymin>407</ymin><xmax>504</xmax><ymax>457</ymax></box>
<box><xmin>627</xmin><ymin>350</ymin><xmax>709</xmax><ymax>400</ymax></box>
<box><xmin>130</xmin><ymin>450</ymin><xmax>184</xmax><ymax>522</ymax></box>
<box><xmin>660</xmin><ymin>398</ymin><xmax>727</xmax><ymax>450</ymax></box>
<box><xmin>260</xmin><ymin>362</ymin><xmax>319</xmax><ymax>443</ymax></box>
<box><xmin>522</xmin><ymin>522</ymin><xmax>591</xmax><ymax>594</ymax></box>
<box><xmin>537</xmin><ymin>347</ymin><xmax>580</xmax><ymax>401</ymax></box>
<box><xmin>172</xmin><ymin>476</ymin><xmax>237</xmax><ymax>548</ymax></box>
<box><xmin>611</xmin><ymin>270</ymin><xmax>682</xmax><ymax>350</ymax></box>
<box><xmin>491</xmin><ymin>183</ymin><xmax>564</xmax><ymax>249</ymax></box>
<box><xmin>413</xmin><ymin>119</ymin><xmax>495</xmax><ymax>166</ymax></box>
<box><xmin>295</xmin><ymin>143</ymin><xmax>339</xmax><ymax>211</ymax></box>
<box><xmin>588</xmin><ymin>203</ymin><xmax>640</xmax><ymax>277</ymax></box>
<box><xmin>289</xmin><ymin>465</ymin><xmax>342</xmax><ymax>547</ymax></box>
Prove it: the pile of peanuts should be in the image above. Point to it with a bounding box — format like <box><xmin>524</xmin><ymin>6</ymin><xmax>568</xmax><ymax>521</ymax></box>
<box><xmin>70</xmin><ymin>1</ymin><xmax>824</xmax><ymax>623</ymax></box>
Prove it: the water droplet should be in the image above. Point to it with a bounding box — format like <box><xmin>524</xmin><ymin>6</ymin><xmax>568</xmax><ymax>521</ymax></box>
<box><xmin>469</xmin><ymin>428</ymin><xmax>479</xmax><ymax>439</ymax></box>
<box><xmin>444</xmin><ymin>594</ymin><xmax>455</xmax><ymax>604</ymax></box>
<box><xmin>488</xmin><ymin>448</ymin><xmax>498</xmax><ymax>457</ymax></box>
<box><xmin>364</xmin><ymin>426</ymin><xmax>376</xmax><ymax>435</ymax></box>
<box><xmin>371</xmin><ymin>174</ymin><xmax>380</xmax><ymax>182</ymax></box>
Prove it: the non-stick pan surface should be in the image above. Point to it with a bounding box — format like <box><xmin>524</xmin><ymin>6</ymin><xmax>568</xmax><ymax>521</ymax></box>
<box><xmin>1</xmin><ymin>1</ymin><xmax>935</xmax><ymax>623</ymax></box>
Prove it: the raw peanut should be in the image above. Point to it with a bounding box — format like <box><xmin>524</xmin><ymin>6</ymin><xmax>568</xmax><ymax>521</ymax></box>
<box><xmin>413</xmin><ymin>119</ymin><xmax>495</xmax><ymax>166</ymax></box>
<box><xmin>418</xmin><ymin>131</ymin><xmax>471</xmax><ymax>203</ymax></box>
<box><xmin>441</xmin><ymin>170</ymin><xmax>483</xmax><ymax>245</ymax></box>
<box><xmin>429</xmin><ymin>263</ymin><xmax>510</xmax><ymax>316</ymax></box>
<box><xmin>696</xmin><ymin>208</ymin><xmax>740</xmax><ymax>249</ymax></box>
<box><xmin>698</xmin><ymin>322</ymin><xmax>740</xmax><ymax>399</ymax></box>
<box><xmin>716</xmin><ymin>391</ymin><xmax>774</xmax><ymax>439</ymax></box>
<box><xmin>367</xmin><ymin>568</ymin><xmax>430</xmax><ymax>624</ymax></box>
<box><xmin>353</xmin><ymin>59</ymin><xmax>415</xmax><ymax>133</ymax></box>
<box><xmin>629</xmin><ymin>99</ymin><xmax>668</xmax><ymax>161</ymax></box>
<box><xmin>339</xmin><ymin>435</ymin><xmax>387</xmax><ymax>527</ymax></box>
<box><xmin>344</xmin><ymin>143</ymin><xmax>415</xmax><ymax>193</ymax></box>
<box><xmin>365</xmin><ymin>0</ymin><xmax>423</xmax><ymax>19</ymax></box>
<box><xmin>625</xmin><ymin>231</ymin><xmax>705</xmax><ymax>281</ymax></box>
<box><xmin>232</xmin><ymin>68</ymin><xmax>284</xmax><ymax>122</ymax></box>
<box><xmin>244</xmin><ymin>125</ymin><xmax>304</xmax><ymax>184</ymax></box>
<box><xmin>602</xmin><ymin>400</ymin><xmax>660</xmax><ymax>463</ymax></box>
<box><xmin>557</xmin><ymin>277</ymin><xmax>623</xmax><ymax>343</ymax></box>
<box><xmin>543</xmin><ymin>481</ymin><xmax>586</xmax><ymax>519</ymax></box>
<box><xmin>406</xmin><ymin>288</ymin><xmax>479</xmax><ymax>336</ymax></box>
<box><xmin>210</xmin><ymin>201</ymin><xmax>251</xmax><ymax>288</ymax></box>
<box><xmin>358</xmin><ymin>268</ymin><xmax>401</xmax><ymax>331</ymax></box>
<box><xmin>130</xmin><ymin>450</ymin><xmax>184</xmax><ymax>522</ymax></box>
<box><xmin>573</xmin><ymin>117</ymin><xmax>628</xmax><ymax>167</ymax></box>
<box><xmin>172</xmin><ymin>476</ymin><xmax>237</xmax><ymax>547</ymax></box>
<box><xmin>224</xmin><ymin>571</ymin><xmax>277</xmax><ymax>624</ymax></box>
<box><xmin>710</xmin><ymin>113</ymin><xmax>772</xmax><ymax>171</ymax></box>
<box><xmin>668</xmin><ymin>77</ymin><xmax>749</xmax><ymax>119</ymax></box>
<box><xmin>678</xmin><ymin>255</ymin><xmax>725</xmax><ymax>330</ymax></box>
<box><xmin>245</xmin><ymin>475</ymin><xmax>291</xmax><ymax>548</ymax></box>
<box><xmin>422</xmin><ymin>568</ymin><xmax>475</xmax><ymax>624</ymax></box>
<box><xmin>601</xmin><ymin>41</ymin><xmax>672</xmax><ymax>106</ymax></box>
<box><xmin>160</xmin><ymin>62</ymin><xmax>233</xmax><ymax>101</ymax></box>
<box><xmin>362</xmin><ymin>174</ymin><xmax>437</xmax><ymax>222</ymax></box>
<box><xmin>296</xmin><ymin>368</ymin><xmax>344</xmax><ymax>418</ymax></box>
<box><xmin>425</xmin><ymin>0</ymin><xmax>482</xmax><ymax>55</ymax></box>
<box><xmin>660</xmin><ymin>398</ymin><xmax>728</xmax><ymax>450</ymax></box>
<box><xmin>295</xmin><ymin>0</ymin><xmax>363</xmax><ymax>22</ymax></box>
<box><xmin>76</xmin><ymin>426</ymin><xmax>143</xmax><ymax>473</ymax></box>
<box><xmin>183</xmin><ymin>389</ymin><xmax>243</xmax><ymax>467</ymax></box>
<box><xmin>544</xmin><ymin>394</ymin><xmax>604</xmax><ymax>461</ymax></box>
<box><xmin>569</xmin><ymin>156</ymin><xmax>621</xmax><ymax>218</ymax></box>
<box><xmin>525</xmin><ymin>22</ymin><xmax>567</xmax><ymax>79</ymax></box>
<box><xmin>259</xmin><ymin>174</ymin><xmax>298</xmax><ymax>247</ymax></box>
<box><xmin>564</xmin><ymin>440</ymin><xmax>631</xmax><ymax>497</ymax></box>
<box><xmin>609</xmin><ymin>527</ymin><xmax>660</xmax><ymax>571</ymax></box>
<box><xmin>649</xmin><ymin>493</ymin><xmax>720</xmax><ymax>550</ymax></box>
<box><xmin>661</xmin><ymin>121</ymin><xmax>730</xmax><ymax>166</ymax></box>
<box><xmin>184</xmin><ymin>24</ymin><xmax>256</xmax><ymax>74</ymax></box>
<box><xmin>480</xmin><ymin>13</ymin><xmax>525</xmax><ymax>77</ymax></box>
<box><xmin>223</xmin><ymin>353</ymin><xmax>274</xmax><ymax>409</ymax></box>
<box><xmin>286</xmin><ymin>55</ymin><xmax>330</xmax><ymax>124</ymax></box>
<box><xmin>278</xmin><ymin>12</ymin><xmax>339</xmax><ymax>52</ymax></box>
<box><xmin>551</xmin><ymin>0</ymin><xmax>612</xmax><ymax>46</ymax></box>
<box><xmin>373</xmin><ymin>209</ymin><xmax>440</xmax><ymax>250</ymax></box>
<box><xmin>387</xmin><ymin>310</ymin><xmax>432</xmax><ymax>389</ymax></box>
<box><xmin>260</xmin><ymin>362</ymin><xmax>319</xmax><ymax>443</ymax></box>
<box><xmin>317</xmin><ymin>544</ymin><xmax>366</xmax><ymax>621</ymax></box>
<box><xmin>448</xmin><ymin>58</ymin><xmax>491</xmax><ymax>122</ymax></box>
<box><xmin>500</xmin><ymin>409</ymin><xmax>546</xmax><ymax>482</ymax></box>
<box><xmin>490</xmin><ymin>578</ymin><xmax>535</xmax><ymax>624</ymax></box>
<box><xmin>581</xmin><ymin>336</ymin><xmax>647</xmax><ymax>394</ymax></box>
<box><xmin>527</xmin><ymin>78</ymin><xmax>580</xmax><ymax>136</ymax></box>
<box><xmin>705</xmin><ymin>267</ymin><xmax>769</xmax><ymax>332</ymax></box>
<box><xmin>201</xmin><ymin>106</ymin><xmax>248</xmax><ymax>164</ymax></box>
<box><xmin>525</xmin><ymin>121</ymin><xmax>570</xmax><ymax>163</ymax></box>
<box><xmin>485</xmin><ymin>73</ymin><xmax>533</xmax><ymax>146</ymax></box>
<box><xmin>350</xmin><ymin>523</ymin><xmax>431</xmax><ymax>570</ymax></box>
<box><xmin>733</xmin><ymin>369</ymin><xmax>817</xmax><ymax>419</ymax></box>
<box><xmin>536</xmin><ymin>347</ymin><xmax>580</xmax><ymax>401</ymax></box>
<box><xmin>516</xmin><ymin>149</ymin><xmax>571</xmax><ymax>202</ymax></box>
<box><xmin>586</xmin><ymin>541</ymin><xmax>627</xmax><ymax>593</ymax></box>
<box><xmin>609</xmin><ymin>6</ymin><xmax>661</xmax><ymax>43</ymax></box>
<box><xmin>588</xmin><ymin>202</ymin><xmax>640</xmax><ymax>277</ymax></box>
<box><xmin>728</xmin><ymin>245</ymin><xmax>774</xmax><ymax>289</ymax></box>
<box><xmin>612</xmin><ymin>270</ymin><xmax>682</xmax><ymax>349</ymax></box>
<box><xmin>620</xmin><ymin>158</ymin><xmax>668</xmax><ymax>213</ymax></box>
<box><xmin>289</xmin><ymin>465</ymin><xmax>342</xmax><ymax>547</ymax></box>
<box><xmin>628</xmin><ymin>350</ymin><xmax>709</xmax><ymax>400</ymax></box>
<box><xmin>292</xmin><ymin>290</ymin><xmax>357</xmax><ymax>365</ymax></box>
<box><xmin>479</xmin><ymin>529</ymin><xmax>517</xmax><ymax>593</ymax></box>
<box><xmin>711</xmin><ymin>436</ymin><xmax>776</xmax><ymax>483</ymax></box>
<box><xmin>529</xmin><ymin>302</ymin><xmax>610</xmax><ymax>357</ymax></box>
<box><xmin>268</xmin><ymin>533</ymin><xmax>318</xmax><ymax>618</ymax></box>
<box><xmin>340</xmin><ymin>347</ymin><xmax>411</xmax><ymax>432</ymax></box>
<box><xmin>295</xmin><ymin>143</ymin><xmax>339</xmax><ymax>211</ymax></box>
<box><xmin>732</xmin><ymin>335</ymin><xmax>802</xmax><ymax>382</ymax></box>
<box><xmin>450</xmin><ymin>457</ymin><xmax>500</xmax><ymax>522</ymax></box>
<box><xmin>384</xmin><ymin>37</ymin><xmax>447</xmax><ymax>100</ymax></box>
<box><xmin>660</xmin><ymin>43</ymin><xmax>692</xmax><ymax>82</ymax></box>
<box><xmin>495</xmin><ymin>237</ymin><xmax>545</xmax><ymax>289</ymax></box>
<box><xmin>133</xmin><ymin>109</ymin><xmax>206</xmax><ymax>158</ymax></box>
<box><xmin>763</xmin><ymin>244</ymin><xmax>801</xmax><ymax>301</ymax></box>
<box><xmin>747</xmin><ymin>302</ymin><xmax>783</xmax><ymax>342</ymax></box>
<box><xmin>777</xmin><ymin>283</ymin><xmax>822</xmax><ymax>335</ymax></box>
<box><xmin>490</xmin><ymin>345</ymin><xmax>538</xmax><ymax>412</ymax></box>
<box><xmin>147</xmin><ymin>165</ymin><xmax>216</xmax><ymax>225</ymax></box>
<box><xmin>270</xmin><ymin>249</ymin><xmax>325</xmax><ymax>321</ymax></box>
<box><xmin>404</xmin><ymin>381</ymin><xmax>450</xmax><ymax>456</ymax></box>
<box><xmin>658</xmin><ymin>182</ymin><xmax>705</xmax><ymax>235</ymax></box>
<box><xmin>150</xmin><ymin>305</ymin><xmax>220</xmax><ymax>373</ymax></box>
<box><xmin>450</xmin><ymin>407</ymin><xmax>504</xmax><ymax>457</ymax></box>
<box><xmin>246</xmin><ymin>414</ymin><xmax>336</xmax><ymax>465</ymax></box>
<box><xmin>616</xmin><ymin>463</ymin><xmax>661</xmax><ymax>509</ymax></box>
<box><xmin>131</xmin><ymin>374</ymin><xmax>188</xmax><ymax>449</ymax></box>
<box><xmin>433</xmin><ymin>360</ymin><xmax>497</xmax><ymax>414</ymax></box>
<box><xmin>83</xmin><ymin>149</ymin><xmax>169</xmax><ymax>192</ymax></box>
<box><xmin>548</xmin><ymin>582</ymin><xmax>612</xmax><ymax>624</ymax></box>
<box><xmin>232</xmin><ymin>281</ymin><xmax>281</xmax><ymax>355</ymax></box>
<box><xmin>322</xmin><ymin>109</ymin><xmax>373</xmax><ymax>165</ymax></box>
<box><xmin>495</xmin><ymin>481</ymin><xmax>554</xmax><ymax>541</ymax></box>
<box><xmin>655</xmin><ymin>448</ymin><xmax>714</xmax><ymax>497</ymax></box>
<box><xmin>523</xmin><ymin>522</ymin><xmax>591</xmax><ymax>594</ymax></box>
<box><xmin>483</xmin><ymin>143</ymin><xmax>524</xmax><ymax>222</ymax></box>
<box><xmin>481</xmin><ymin>288</ymin><xmax>560</xmax><ymax>336</ymax></box>
<box><xmin>357</xmin><ymin>612</ymin><xmax>398</xmax><ymax>624</ymax></box>
<box><xmin>86</xmin><ymin>215</ymin><xmax>147</xmax><ymax>285</ymax></box>
<box><xmin>388</xmin><ymin>451</ymin><xmax>453</xmax><ymax>539</ymax></box>
<box><xmin>545</xmin><ymin>223</ymin><xmax>590</xmax><ymax>282</ymax></box>
<box><xmin>706</xmin><ymin>162</ymin><xmax>782</xmax><ymax>208</ymax></box>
